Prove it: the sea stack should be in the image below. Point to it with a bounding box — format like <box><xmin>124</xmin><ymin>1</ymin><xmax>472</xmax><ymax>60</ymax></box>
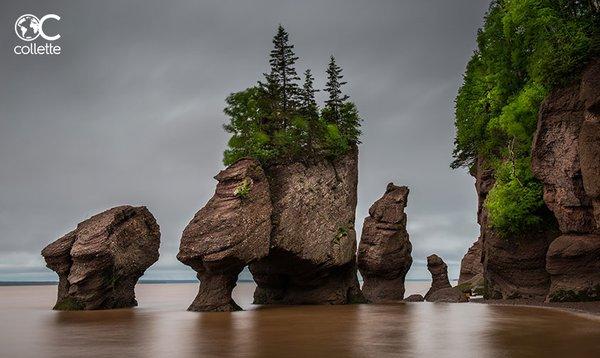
<box><xmin>177</xmin><ymin>158</ymin><xmax>272</xmax><ymax>311</ymax></box>
<box><xmin>531</xmin><ymin>58</ymin><xmax>600</xmax><ymax>302</ymax></box>
<box><xmin>424</xmin><ymin>254</ymin><xmax>452</xmax><ymax>300</ymax></box>
<box><xmin>249</xmin><ymin>146</ymin><xmax>365</xmax><ymax>305</ymax></box>
<box><xmin>357</xmin><ymin>183</ymin><xmax>412</xmax><ymax>302</ymax></box>
<box><xmin>41</xmin><ymin>206</ymin><xmax>160</xmax><ymax>310</ymax></box>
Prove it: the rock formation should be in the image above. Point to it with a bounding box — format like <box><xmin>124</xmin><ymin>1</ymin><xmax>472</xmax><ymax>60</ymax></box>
<box><xmin>403</xmin><ymin>294</ymin><xmax>424</xmax><ymax>302</ymax></box>
<box><xmin>177</xmin><ymin>158</ymin><xmax>272</xmax><ymax>311</ymax></box>
<box><xmin>424</xmin><ymin>254</ymin><xmax>452</xmax><ymax>300</ymax></box>
<box><xmin>41</xmin><ymin>206</ymin><xmax>160</xmax><ymax>310</ymax></box>
<box><xmin>531</xmin><ymin>58</ymin><xmax>600</xmax><ymax>302</ymax></box>
<box><xmin>457</xmin><ymin>273</ymin><xmax>485</xmax><ymax>297</ymax></box>
<box><xmin>357</xmin><ymin>183</ymin><xmax>412</xmax><ymax>302</ymax></box>
<box><xmin>250</xmin><ymin>146</ymin><xmax>365</xmax><ymax>305</ymax></box>
<box><xmin>472</xmin><ymin>156</ymin><xmax>557</xmax><ymax>300</ymax></box>
<box><xmin>458</xmin><ymin>237</ymin><xmax>483</xmax><ymax>285</ymax></box>
<box><xmin>427</xmin><ymin>287</ymin><xmax>469</xmax><ymax>303</ymax></box>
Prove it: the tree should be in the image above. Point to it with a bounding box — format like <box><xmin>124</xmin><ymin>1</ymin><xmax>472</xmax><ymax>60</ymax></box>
<box><xmin>452</xmin><ymin>0</ymin><xmax>600</xmax><ymax>236</ymax></box>
<box><xmin>258</xmin><ymin>25</ymin><xmax>300</xmax><ymax>129</ymax></box>
<box><xmin>222</xmin><ymin>27</ymin><xmax>362</xmax><ymax>166</ymax></box>
<box><xmin>323</xmin><ymin>55</ymin><xmax>349</xmax><ymax>124</ymax></box>
<box><xmin>299</xmin><ymin>69</ymin><xmax>322</xmax><ymax>153</ymax></box>
<box><xmin>223</xmin><ymin>87</ymin><xmax>276</xmax><ymax>165</ymax></box>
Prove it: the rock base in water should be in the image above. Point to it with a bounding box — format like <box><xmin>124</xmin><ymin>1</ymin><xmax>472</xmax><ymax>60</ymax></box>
<box><xmin>426</xmin><ymin>288</ymin><xmax>469</xmax><ymax>303</ymax></box>
<box><xmin>250</xmin><ymin>147</ymin><xmax>365</xmax><ymax>305</ymax></box>
<box><xmin>403</xmin><ymin>294</ymin><xmax>424</xmax><ymax>302</ymax></box>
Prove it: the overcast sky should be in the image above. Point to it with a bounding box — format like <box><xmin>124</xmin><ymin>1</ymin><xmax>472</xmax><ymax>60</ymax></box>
<box><xmin>0</xmin><ymin>0</ymin><xmax>490</xmax><ymax>281</ymax></box>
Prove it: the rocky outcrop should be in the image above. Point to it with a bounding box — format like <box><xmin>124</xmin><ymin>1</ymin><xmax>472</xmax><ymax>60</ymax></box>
<box><xmin>545</xmin><ymin>235</ymin><xmax>600</xmax><ymax>301</ymax></box>
<box><xmin>41</xmin><ymin>206</ymin><xmax>160</xmax><ymax>310</ymax></box>
<box><xmin>457</xmin><ymin>273</ymin><xmax>485</xmax><ymax>296</ymax></box>
<box><xmin>357</xmin><ymin>183</ymin><xmax>412</xmax><ymax>302</ymax></box>
<box><xmin>427</xmin><ymin>287</ymin><xmax>469</xmax><ymax>303</ymax></box>
<box><xmin>424</xmin><ymin>254</ymin><xmax>452</xmax><ymax>300</ymax></box>
<box><xmin>458</xmin><ymin>237</ymin><xmax>483</xmax><ymax>285</ymax></box>
<box><xmin>177</xmin><ymin>158</ymin><xmax>271</xmax><ymax>311</ymax></box>
<box><xmin>249</xmin><ymin>146</ymin><xmax>364</xmax><ymax>304</ymax></box>
<box><xmin>403</xmin><ymin>294</ymin><xmax>424</xmax><ymax>302</ymax></box>
<box><xmin>473</xmin><ymin>157</ymin><xmax>557</xmax><ymax>300</ymax></box>
<box><xmin>532</xmin><ymin>58</ymin><xmax>600</xmax><ymax>302</ymax></box>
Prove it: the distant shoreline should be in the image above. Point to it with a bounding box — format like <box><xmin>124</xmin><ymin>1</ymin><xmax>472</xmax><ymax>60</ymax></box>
<box><xmin>0</xmin><ymin>279</ymin><xmax>436</xmax><ymax>286</ymax></box>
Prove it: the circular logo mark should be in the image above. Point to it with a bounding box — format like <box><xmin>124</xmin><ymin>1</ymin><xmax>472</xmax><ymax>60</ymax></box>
<box><xmin>15</xmin><ymin>14</ymin><xmax>40</xmax><ymax>41</ymax></box>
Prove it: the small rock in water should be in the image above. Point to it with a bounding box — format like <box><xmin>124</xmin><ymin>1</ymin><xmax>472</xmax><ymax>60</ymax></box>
<box><xmin>426</xmin><ymin>287</ymin><xmax>469</xmax><ymax>303</ymax></box>
<box><xmin>403</xmin><ymin>294</ymin><xmax>424</xmax><ymax>302</ymax></box>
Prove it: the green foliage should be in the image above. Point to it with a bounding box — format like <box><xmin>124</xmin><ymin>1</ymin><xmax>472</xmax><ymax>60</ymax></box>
<box><xmin>453</xmin><ymin>0</ymin><xmax>600</xmax><ymax>235</ymax></box>
<box><xmin>223</xmin><ymin>26</ymin><xmax>361</xmax><ymax>166</ymax></box>
<box><xmin>485</xmin><ymin>159</ymin><xmax>545</xmax><ymax>235</ymax></box>
<box><xmin>234</xmin><ymin>178</ymin><xmax>252</xmax><ymax>199</ymax></box>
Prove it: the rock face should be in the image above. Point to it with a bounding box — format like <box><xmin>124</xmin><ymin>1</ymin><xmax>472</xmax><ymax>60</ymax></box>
<box><xmin>424</xmin><ymin>254</ymin><xmax>452</xmax><ymax>300</ymax></box>
<box><xmin>531</xmin><ymin>58</ymin><xmax>600</xmax><ymax>302</ymax></box>
<box><xmin>357</xmin><ymin>183</ymin><xmax>412</xmax><ymax>302</ymax></box>
<box><xmin>472</xmin><ymin>157</ymin><xmax>557</xmax><ymax>300</ymax></box>
<box><xmin>249</xmin><ymin>146</ymin><xmax>364</xmax><ymax>304</ymax></box>
<box><xmin>457</xmin><ymin>273</ymin><xmax>485</xmax><ymax>296</ymax></box>
<box><xmin>177</xmin><ymin>158</ymin><xmax>272</xmax><ymax>311</ymax></box>
<box><xmin>41</xmin><ymin>206</ymin><xmax>160</xmax><ymax>310</ymax></box>
<box><xmin>458</xmin><ymin>237</ymin><xmax>483</xmax><ymax>285</ymax></box>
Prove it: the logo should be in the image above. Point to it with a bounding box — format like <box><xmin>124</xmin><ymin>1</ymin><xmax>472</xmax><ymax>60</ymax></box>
<box><xmin>13</xmin><ymin>13</ymin><xmax>61</xmax><ymax>55</ymax></box>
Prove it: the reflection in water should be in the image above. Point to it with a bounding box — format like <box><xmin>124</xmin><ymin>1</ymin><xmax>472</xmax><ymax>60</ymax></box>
<box><xmin>1</xmin><ymin>283</ymin><xmax>599</xmax><ymax>358</ymax></box>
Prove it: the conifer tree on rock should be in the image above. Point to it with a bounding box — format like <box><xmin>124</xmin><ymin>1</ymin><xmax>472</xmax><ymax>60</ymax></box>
<box><xmin>323</xmin><ymin>56</ymin><xmax>361</xmax><ymax>145</ymax></box>
<box><xmin>299</xmin><ymin>69</ymin><xmax>322</xmax><ymax>154</ymax></box>
<box><xmin>258</xmin><ymin>24</ymin><xmax>300</xmax><ymax>130</ymax></box>
<box><xmin>323</xmin><ymin>55</ymin><xmax>349</xmax><ymax>124</ymax></box>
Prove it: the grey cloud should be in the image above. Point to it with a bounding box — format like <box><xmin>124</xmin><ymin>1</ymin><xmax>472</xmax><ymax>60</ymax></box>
<box><xmin>0</xmin><ymin>0</ymin><xmax>490</xmax><ymax>280</ymax></box>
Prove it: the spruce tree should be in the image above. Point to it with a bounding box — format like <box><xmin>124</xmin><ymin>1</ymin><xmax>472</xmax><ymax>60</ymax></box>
<box><xmin>300</xmin><ymin>69</ymin><xmax>321</xmax><ymax>154</ymax></box>
<box><xmin>300</xmin><ymin>69</ymin><xmax>319</xmax><ymax>118</ymax></box>
<box><xmin>323</xmin><ymin>55</ymin><xmax>349</xmax><ymax>124</ymax></box>
<box><xmin>258</xmin><ymin>25</ymin><xmax>301</xmax><ymax>129</ymax></box>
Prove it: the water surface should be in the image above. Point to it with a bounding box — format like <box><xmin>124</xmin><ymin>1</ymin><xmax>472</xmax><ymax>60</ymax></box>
<box><xmin>1</xmin><ymin>282</ymin><xmax>599</xmax><ymax>357</ymax></box>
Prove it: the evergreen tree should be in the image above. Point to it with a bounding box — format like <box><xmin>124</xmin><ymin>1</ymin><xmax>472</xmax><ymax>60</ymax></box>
<box><xmin>323</xmin><ymin>55</ymin><xmax>349</xmax><ymax>124</ymax></box>
<box><xmin>223</xmin><ymin>28</ymin><xmax>362</xmax><ymax>166</ymax></box>
<box><xmin>299</xmin><ymin>69</ymin><xmax>319</xmax><ymax>119</ymax></box>
<box><xmin>299</xmin><ymin>69</ymin><xmax>322</xmax><ymax>154</ymax></box>
<box><xmin>258</xmin><ymin>25</ymin><xmax>300</xmax><ymax>129</ymax></box>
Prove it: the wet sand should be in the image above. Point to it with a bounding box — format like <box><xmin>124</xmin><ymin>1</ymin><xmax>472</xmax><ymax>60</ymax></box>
<box><xmin>1</xmin><ymin>282</ymin><xmax>600</xmax><ymax>358</ymax></box>
<box><xmin>474</xmin><ymin>298</ymin><xmax>600</xmax><ymax>317</ymax></box>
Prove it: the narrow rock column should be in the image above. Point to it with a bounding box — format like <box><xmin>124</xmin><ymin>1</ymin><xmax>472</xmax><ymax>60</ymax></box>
<box><xmin>190</xmin><ymin>270</ymin><xmax>243</xmax><ymax>312</ymax></box>
<box><xmin>357</xmin><ymin>183</ymin><xmax>412</xmax><ymax>302</ymax></box>
<box><xmin>424</xmin><ymin>254</ymin><xmax>452</xmax><ymax>300</ymax></box>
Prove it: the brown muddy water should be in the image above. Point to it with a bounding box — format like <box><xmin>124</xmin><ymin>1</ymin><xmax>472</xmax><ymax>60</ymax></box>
<box><xmin>1</xmin><ymin>282</ymin><xmax>599</xmax><ymax>358</ymax></box>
